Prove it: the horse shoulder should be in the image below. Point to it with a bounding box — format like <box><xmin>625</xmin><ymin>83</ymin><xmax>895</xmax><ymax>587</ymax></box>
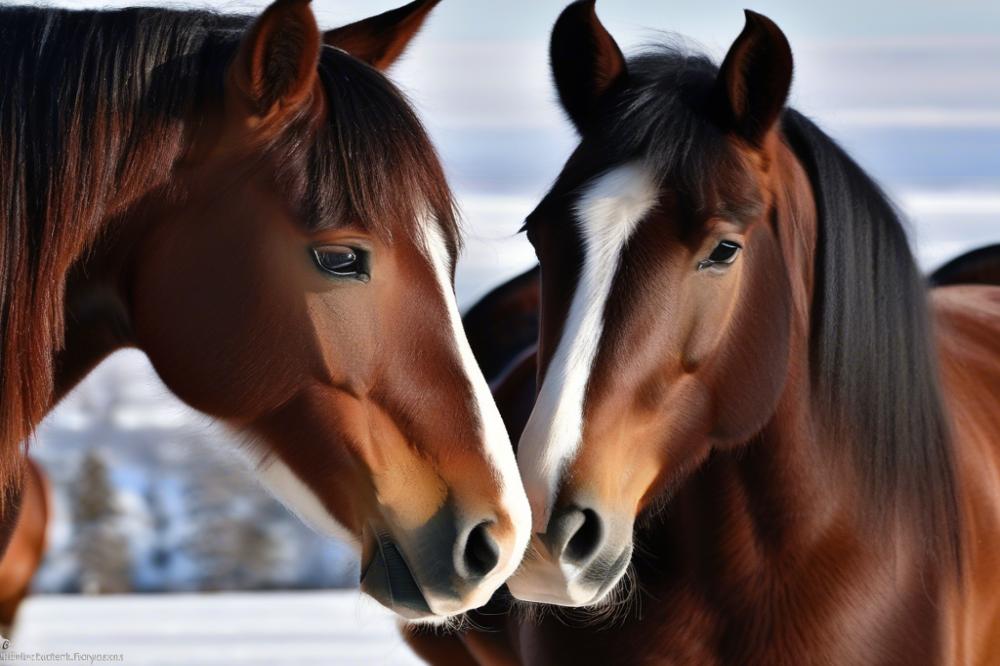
<box><xmin>930</xmin><ymin>284</ymin><xmax>1000</xmax><ymax>663</ymax></box>
<box><xmin>931</xmin><ymin>285</ymin><xmax>1000</xmax><ymax>447</ymax></box>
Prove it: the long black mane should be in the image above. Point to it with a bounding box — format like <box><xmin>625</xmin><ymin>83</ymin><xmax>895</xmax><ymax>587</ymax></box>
<box><xmin>592</xmin><ymin>44</ymin><xmax>959</xmax><ymax>564</ymax></box>
<box><xmin>783</xmin><ymin>110</ymin><xmax>959</xmax><ymax>564</ymax></box>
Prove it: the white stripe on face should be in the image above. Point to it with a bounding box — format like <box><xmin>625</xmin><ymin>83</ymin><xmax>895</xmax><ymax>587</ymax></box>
<box><xmin>517</xmin><ymin>163</ymin><xmax>658</xmax><ymax>530</ymax></box>
<box><xmin>250</xmin><ymin>221</ymin><xmax>531</xmax><ymax>583</ymax></box>
<box><xmin>421</xmin><ymin>220</ymin><xmax>532</xmax><ymax>576</ymax></box>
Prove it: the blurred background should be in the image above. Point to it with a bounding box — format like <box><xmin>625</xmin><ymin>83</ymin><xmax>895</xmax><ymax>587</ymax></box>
<box><xmin>18</xmin><ymin>0</ymin><xmax>1000</xmax><ymax>663</ymax></box>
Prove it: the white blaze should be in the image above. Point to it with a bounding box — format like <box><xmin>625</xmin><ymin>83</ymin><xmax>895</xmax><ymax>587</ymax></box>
<box><xmin>420</xmin><ymin>221</ymin><xmax>532</xmax><ymax>579</ymax></box>
<box><xmin>251</xmin><ymin>217</ymin><xmax>532</xmax><ymax>579</ymax></box>
<box><xmin>516</xmin><ymin>163</ymin><xmax>658</xmax><ymax>529</ymax></box>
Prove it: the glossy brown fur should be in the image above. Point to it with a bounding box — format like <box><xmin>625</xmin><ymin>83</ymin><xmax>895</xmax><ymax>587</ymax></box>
<box><xmin>0</xmin><ymin>459</ymin><xmax>48</xmax><ymax>635</ymax></box>
<box><xmin>421</xmin><ymin>183</ymin><xmax>1000</xmax><ymax>666</ymax></box>
<box><xmin>414</xmin><ymin>4</ymin><xmax>1000</xmax><ymax>663</ymax></box>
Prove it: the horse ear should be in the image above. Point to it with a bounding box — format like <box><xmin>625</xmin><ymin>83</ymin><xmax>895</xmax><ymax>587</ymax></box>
<box><xmin>228</xmin><ymin>0</ymin><xmax>321</xmax><ymax>122</ymax></box>
<box><xmin>711</xmin><ymin>10</ymin><xmax>793</xmax><ymax>147</ymax></box>
<box><xmin>323</xmin><ymin>0</ymin><xmax>441</xmax><ymax>71</ymax></box>
<box><xmin>550</xmin><ymin>0</ymin><xmax>627</xmax><ymax>133</ymax></box>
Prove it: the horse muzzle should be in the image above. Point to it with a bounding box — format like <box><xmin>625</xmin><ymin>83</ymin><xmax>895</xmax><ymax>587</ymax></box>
<box><xmin>360</xmin><ymin>504</ymin><xmax>521</xmax><ymax>621</ymax></box>
<box><xmin>507</xmin><ymin>504</ymin><xmax>633</xmax><ymax>607</ymax></box>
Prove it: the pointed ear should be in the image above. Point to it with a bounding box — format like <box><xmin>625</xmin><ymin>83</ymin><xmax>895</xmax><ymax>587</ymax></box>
<box><xmin>711</xmin><ymin>10</ymin><xmax>793</xmax><ymax>147</ymax></box>
<box><xmin>323</xmin><ymin>0</ymin><xmax>441</xmax><ymax>71</ymax></box>
<box><xmin>228</xmin><ymin>0</ymin><xmax>321</xmax><ymax>122</ymax></box>
<box><xmin>550</xmin><ymin>0</ymin><xmax>627</xmax><ymax>134</ymax></box>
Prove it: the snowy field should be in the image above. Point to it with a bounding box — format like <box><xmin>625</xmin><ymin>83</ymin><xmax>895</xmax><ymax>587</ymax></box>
<box><xmin>9</xmin><ymin>591</ymin><xmax>424</xmax><ymax>666</ymax></box>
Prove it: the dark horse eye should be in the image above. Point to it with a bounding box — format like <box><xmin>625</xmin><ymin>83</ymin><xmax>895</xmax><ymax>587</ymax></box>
<box><xmin>700</xmin><ymin>240</ymin><xmax>742</xmax><ymax>269</ymax></box>
<box><xmin>312</xmin><ymin>245</ymin><xmax>370</xmax><ymax>282</ymax></box>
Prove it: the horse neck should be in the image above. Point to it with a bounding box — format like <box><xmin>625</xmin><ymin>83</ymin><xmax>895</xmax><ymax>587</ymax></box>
<box><xmin>0</xmin><ymin>8</ymin><xmax>214</xmax><ymax>450</ymax></box>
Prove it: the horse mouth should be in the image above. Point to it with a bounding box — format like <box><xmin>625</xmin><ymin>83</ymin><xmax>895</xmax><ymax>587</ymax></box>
<box><xmin>583</xmin><ymin>546</ymin><xmax>632</xmax><ymax>604</ymax></box>
<box><xmin>508</xmin><ymin>540</ymin><xmax>633</xmax><ymax>607</ymax></box>
<box><xmin>360</xmin><ymin>535</ymin><xmax>432</xmax><ymax>619</ymax></box>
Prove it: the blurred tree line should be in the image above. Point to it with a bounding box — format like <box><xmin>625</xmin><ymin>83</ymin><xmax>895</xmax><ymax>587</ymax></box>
<box><xmin>60</xmin><ymin>448</ymin><xmax>355</xmax><ymax>595</ymax></box>
<box><xmin>32</xmin><ymin>351</ymin><xmax>359</xmax><ymax>595</ymax></box>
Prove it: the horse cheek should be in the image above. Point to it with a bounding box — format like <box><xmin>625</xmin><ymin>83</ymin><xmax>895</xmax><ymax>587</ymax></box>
<box><xmin>710</xmin><ymin>238</ymin><xmax>792</xmax><ymax>444</ymax></box>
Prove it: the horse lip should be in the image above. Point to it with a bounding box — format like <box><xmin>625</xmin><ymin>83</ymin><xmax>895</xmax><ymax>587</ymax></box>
<box><xmin>360</xmin><ymin>535</ymin><xmax>432</xmax><ymax>619</ymax></box>
<box><xmin>585</xmin><ymin>546</ymin><xmax>632</xmax><ymax>602</ymax></box>
<box><xmin>509</xmin><ymin>541</ymin><xmax>632</xmax><ymax>607</ymax></box>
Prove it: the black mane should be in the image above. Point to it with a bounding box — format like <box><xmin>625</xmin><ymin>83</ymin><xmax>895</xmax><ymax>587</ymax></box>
<box><xmin>783</xmin><ymin>110</ymin><xmax>959</xmax><ymax>564</ymax></box>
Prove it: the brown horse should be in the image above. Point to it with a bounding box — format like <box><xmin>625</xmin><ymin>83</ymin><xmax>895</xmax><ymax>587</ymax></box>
<box><xmin>0</xmin><ymin>458</ymin><xmax>48</xmax><ymax>635</ymax></box>
<box><xmin>410</xmin><ymin>2</ymin><xmax>1000</xmax><ymax>663</ymax></box>
<box><xmin>463</xmin><ymin>266</ymin><xmax>540</xmax><ymax>383</ymax></box>
<box><xmin>0</xmin><ymin>0</ymin><xmax>531</xmax><ymax>621</ymax></box>
<box><xmin>0</xmin><ymin>458</ymin><xmax>51</xmax><ymax>637</ymax></box>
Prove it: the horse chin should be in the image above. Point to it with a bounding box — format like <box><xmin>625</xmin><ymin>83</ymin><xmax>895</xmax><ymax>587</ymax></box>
<box><xmin>360</xmin><ymin>537</ymin><xmax>434</xmax><ymax>619</ymax></box>
<box><xmin>507</xmin><ymin>542</ymin><xmax>633</xmax><ymax>608</ymax></box>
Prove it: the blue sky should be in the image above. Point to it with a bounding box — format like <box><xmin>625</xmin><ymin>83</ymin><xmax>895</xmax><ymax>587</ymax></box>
<box><xmin>316</xmin><ymin>1</ymin><xmax>1000</xmax><ymax>42</ymax></box>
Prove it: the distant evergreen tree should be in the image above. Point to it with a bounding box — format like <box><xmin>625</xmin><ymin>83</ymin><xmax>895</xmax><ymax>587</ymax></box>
<box><xmin>71</xmin><ymin>450</ymin><xmax>132</xmax><ymax>594</ymax></box>
<box><xmin>145</xmin><ymin>484</ymin><xmax>173</xmax><ymax>574</ymax></box>
<box><xmin>184</xmin><ymin>464</ymin><xmax>285</xmax><ymax>590</ymax></box>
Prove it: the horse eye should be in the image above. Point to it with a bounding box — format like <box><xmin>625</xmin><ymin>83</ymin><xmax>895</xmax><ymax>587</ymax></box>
<box><xmin>700</xmin><ymin>240</ymin><xmax>741</xmax><ymax>269</ymax></box>
<box><xmin>312</xmin><ymin>245</ymin><xmax>370</xmax><ymax>282</ymax></box>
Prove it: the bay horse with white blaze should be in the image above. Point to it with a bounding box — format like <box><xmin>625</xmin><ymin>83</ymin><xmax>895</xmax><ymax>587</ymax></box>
<box><xmin>0</xmin><ymin>0</ymin><xmax>531</xmax><ymax>621</ymax></box>
<box><xmin>409</xmin><ymin>2</ymin><xmax>1000</xmax><ymax>663</ymax></box>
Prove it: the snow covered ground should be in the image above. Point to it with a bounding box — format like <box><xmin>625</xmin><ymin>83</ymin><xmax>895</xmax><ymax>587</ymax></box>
<box><xmin>10</xmin><ymin>591</ymin><xmax>424</xmax><ymax>666</ymax></box>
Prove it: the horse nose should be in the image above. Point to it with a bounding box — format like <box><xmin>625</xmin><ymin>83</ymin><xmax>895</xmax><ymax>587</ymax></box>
<box><xmin>546</xmin><ymin>506</ymin><xmax>604</xmax><ymax>567</ymax></box>
<box><xmin>457</xmin><ymin>520</ymin><xmax>501</xmax><ymax>580</ymax></box>
<box><xmin>361</xmin><ymin>512</ymin><xmax>518</xmax><ymax>618</ymax></box>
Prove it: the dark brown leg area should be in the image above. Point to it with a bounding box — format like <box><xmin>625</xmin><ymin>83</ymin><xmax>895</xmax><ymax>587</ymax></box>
<box><xmin>0</xmin><ymin>459</ymin><xmax>49</xmax><ymax>633</ymax></box>
<box><xmin>402</xmin><ymin>624</ymin><xmax>481</xmax><ymax>665</ymax></box>
<box><xmin>0</xmin><ymin>590</ymin><xmax>26</xmax><ymax>634</ymax></box>
<box><xmin>0</xmin><ymin>464</ymin><xmax>25</xmax><ymax>559</ymax></box>
<box><xmin>402</xmin><ymin>622</ymin><xmax>524</xmax><ymax>666</ymax></box>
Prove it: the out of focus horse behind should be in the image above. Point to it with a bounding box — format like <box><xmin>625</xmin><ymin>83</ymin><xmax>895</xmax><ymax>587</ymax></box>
<box><xmin>931</xmin><ymin>244</ymin><xmax>1000</xmax><ymax>287</ymax></box>
<box><xmin>0</xmin><ymin>458</ymin><xmax>49</xmax><ymax>635</ymax></box>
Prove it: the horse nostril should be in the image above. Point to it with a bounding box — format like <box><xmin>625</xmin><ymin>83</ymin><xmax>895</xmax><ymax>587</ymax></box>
<box><xmin>461</xmin><ymin>521</ymin><xmax>501</xmax><ymax>580</ymax></box>
<box><xmin>565</xmin><ymin>508</ymin><xmax>603</xmax><ymax>563</ymax></box>
<box><xmin>548</xmin><ymin>507</ymin><xmax>603</xmax><ymax>565</ymax></box>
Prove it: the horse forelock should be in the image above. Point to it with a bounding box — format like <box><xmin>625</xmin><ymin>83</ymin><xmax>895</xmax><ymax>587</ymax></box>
<box><xmin>0</xmin><ymin>6</ymin><xmax>459</xmax><ymax>492</ymax></box>
<box><xmin>293</xmin><ymin>46</ymin><xmax>460</xmax><ymax>253</ymax></box>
